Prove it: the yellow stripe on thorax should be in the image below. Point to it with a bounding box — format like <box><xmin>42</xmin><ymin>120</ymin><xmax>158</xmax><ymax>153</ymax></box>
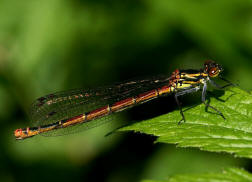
<box><xmin>180</xmin><ymin>73</ymin><xmax>208</xmax><ymax>79</ymax></box>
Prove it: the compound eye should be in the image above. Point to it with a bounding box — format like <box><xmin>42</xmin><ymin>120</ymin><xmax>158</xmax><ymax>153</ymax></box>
<box><xmin>208</xmin><ymin>67</ymin><xmax>219</xmax><ymax>77</ymax></box>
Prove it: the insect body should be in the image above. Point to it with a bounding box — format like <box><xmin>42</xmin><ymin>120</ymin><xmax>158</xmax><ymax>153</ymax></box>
<box><xmin>14</xmin><ymin>60</ymin><xmax>233</xmax><ymax>140</ymax></box>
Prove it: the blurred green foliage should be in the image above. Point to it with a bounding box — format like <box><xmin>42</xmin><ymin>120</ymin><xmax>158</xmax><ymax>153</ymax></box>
<box><xmin>0</xmin><ymin>0</ymin><xmax>252</xmax><ymax>181</ymax></box>
<box><xmin>143</xmin><ymin>168</ymin><xmax>252</xmax><ymax>182</ymax></box>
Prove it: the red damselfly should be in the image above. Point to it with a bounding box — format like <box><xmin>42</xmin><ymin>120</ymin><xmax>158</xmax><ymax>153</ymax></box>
<box><xmin>14</xmin><ymin>60</ymin><xmax>234</xmax><ymax>140</ymax></box>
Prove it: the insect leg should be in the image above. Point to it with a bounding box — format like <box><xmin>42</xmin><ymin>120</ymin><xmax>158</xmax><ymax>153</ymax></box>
<box><xmin>202</xmin><ymin>82</ymin><xmax>226</xmax><ymax>120</ymax></box>
<box><xmin>175</xmin><ymin>87</ymin><xmax>200</xmax><ymax>124</ymax></box>
<box><xmin>209</xmin><ymin>79</ymin><xmax>234</xmax><ymax>89</ymax></box>
<box><xmin>174</xmin><ymin>94</ymin><xmax>185</xmax><ymax>124</ymax></box>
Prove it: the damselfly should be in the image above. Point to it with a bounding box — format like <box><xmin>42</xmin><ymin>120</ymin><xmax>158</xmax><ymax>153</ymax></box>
<box><xmin>14</xmin><ymin>60</ymin><xmax>234</xmax><ymax>140</ymax></box>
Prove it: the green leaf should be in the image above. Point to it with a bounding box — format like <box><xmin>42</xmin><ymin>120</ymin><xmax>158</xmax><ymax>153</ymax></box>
<box><xmin>142</xmin><ymin>168</ymin><xmax>252</xmax><ymax>182</ymax></box>
<box><xmin>120</xmin><ymin>87</ymin><xmax>252</xmax><ymax>158</ymax></box>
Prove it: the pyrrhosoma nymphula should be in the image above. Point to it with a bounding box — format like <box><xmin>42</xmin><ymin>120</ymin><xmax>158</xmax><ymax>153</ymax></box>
<box><xmin>14</xmin><ymin>60</ymin><xmax>234</xmax><ymax>140</ymax></box>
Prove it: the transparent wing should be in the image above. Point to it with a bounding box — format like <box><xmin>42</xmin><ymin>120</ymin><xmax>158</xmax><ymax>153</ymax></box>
<box><xmin>29</xmin><ymin>75</ymin><xmax>171</xmax><ymax>136</ymax></box>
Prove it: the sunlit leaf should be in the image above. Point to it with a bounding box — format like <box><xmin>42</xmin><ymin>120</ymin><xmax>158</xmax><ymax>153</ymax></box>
<box><xmin>120</xmin><ymin>87</ymin><xmax>252</xmax><ymax>158</ymax></box>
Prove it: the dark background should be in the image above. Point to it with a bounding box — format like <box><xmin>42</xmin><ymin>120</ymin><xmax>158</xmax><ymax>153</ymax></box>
<box><xmin>0</xmin><ymin>0</ymin><xmax>252</xmax><ymax>181</ymax></box>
